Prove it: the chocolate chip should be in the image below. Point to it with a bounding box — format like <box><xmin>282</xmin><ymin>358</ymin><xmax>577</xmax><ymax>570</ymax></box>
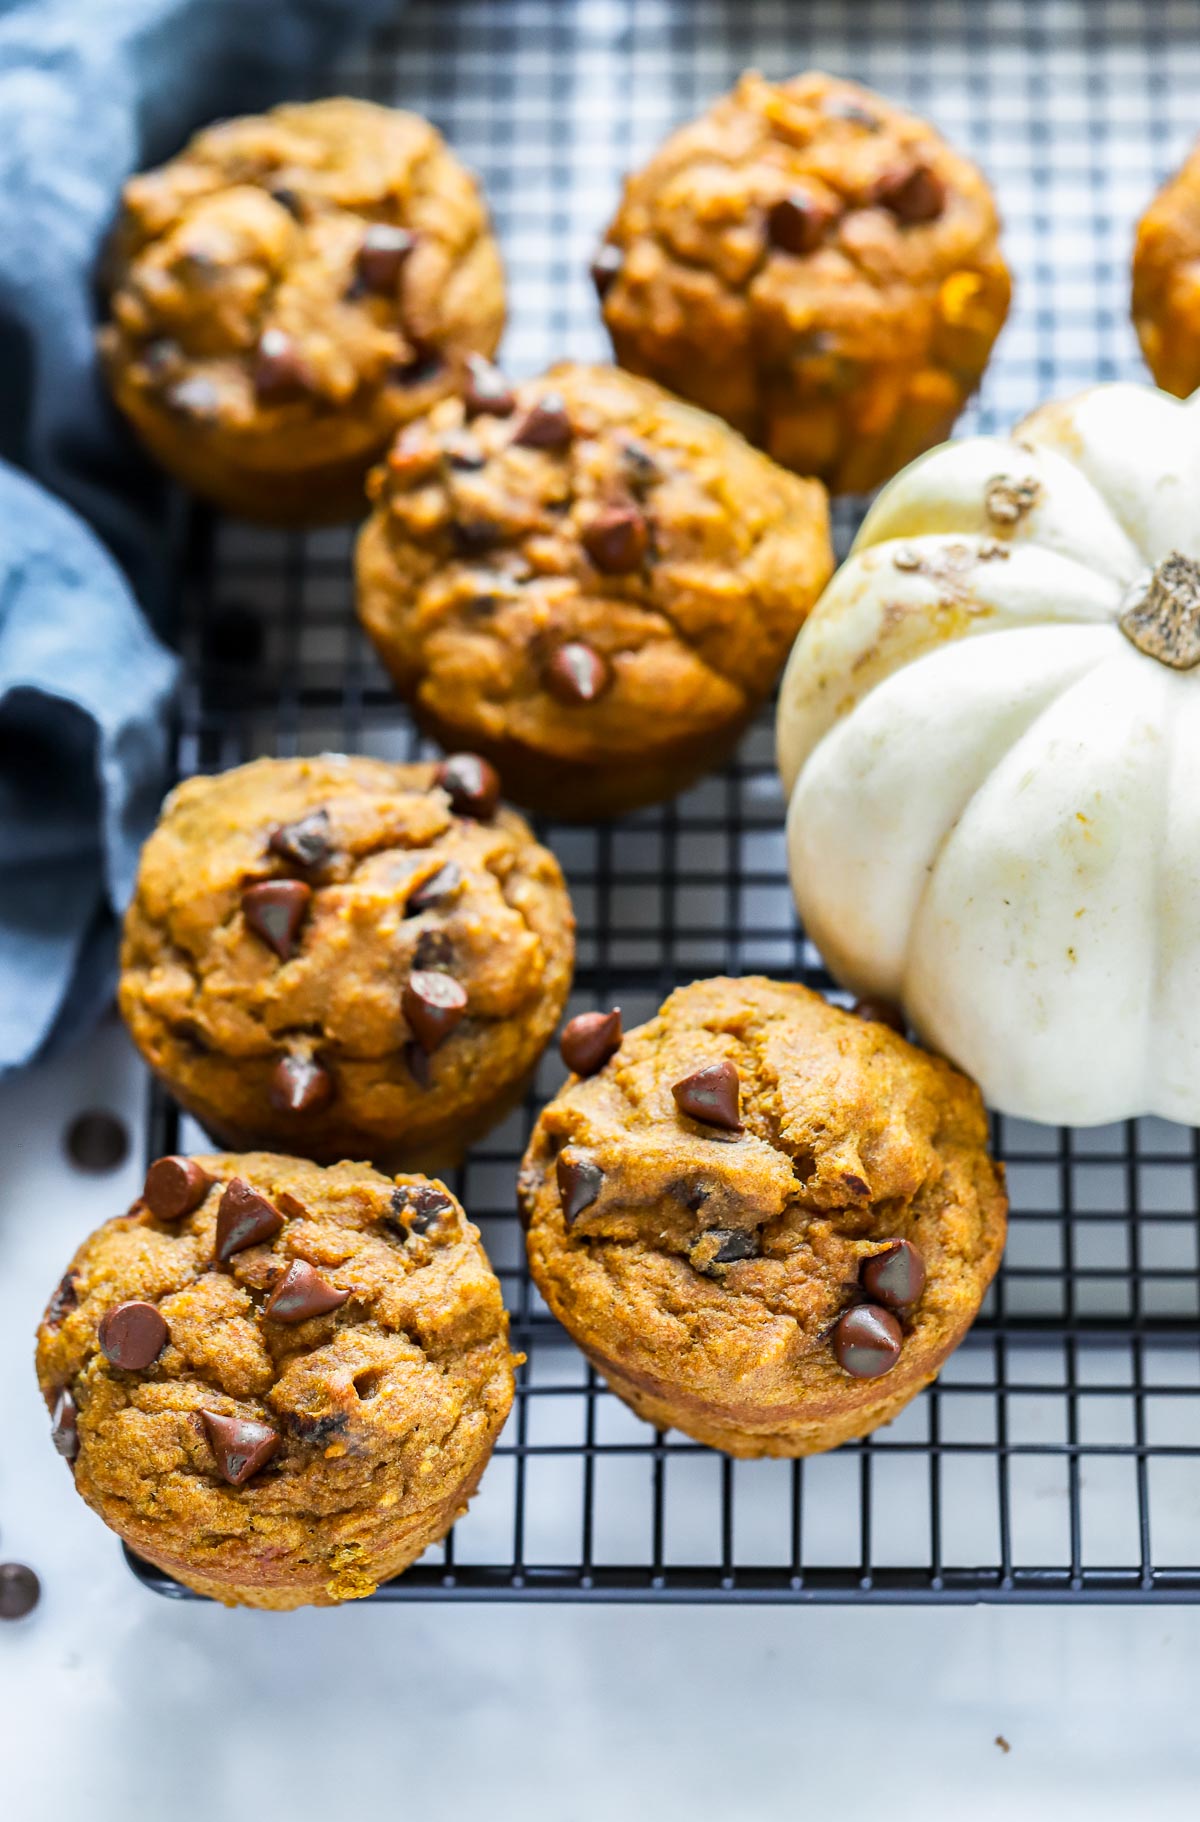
<box><xmin>512</xmin><ymin>392</ymin><xmax>572</xmax><ymax>450</ymax></box>
<box><xmin>688</xmin><ymin>1227</ymin><xmax>759</xmax><ymax>1275</ymax></box>
<box><xmin>97</xmin><ymin>1301</ymin><xmax>169</xmax><ymax>1371</ymax></box>
<box><xmin>45</xmin><ymin>1271</ymin><xmax>79</xmax><ymax>1328</ymax></box>
<box><xmin>851</xmin><ymin>996</ymin><xmax>906</xmax><ymax>1035</ymax></box>
<box><xmin>0</xmin><ymin>1564</ymin><xmax>40</xmax><ymax>1621</ymax></box>
<box><xmin>862</xmin><ymin>1239</ymin><xmax>926</xmax><ymax>1310</ymax></box>
<box><xmin>767</xmin><ymin>191</ymin><xmax>838</xmax><ymax>255</ymax></box>
<box><xmin>393</xmin><ymin>350</ymin><xmax>444</xmax><ymax>388</ymax></box>
<box><xmin>268</xmin><ymin>184</ymin><xmax>304</xmax><ymax>218</ymax></box>
<box><xmin>671</xmin><ymin>1060</ymin><xmax>743</xmax><ymax>1133</ymax></box>
<box><xmin>403</xmin><ymin>969</ymin><xmax>468</xmax><ymax>1051</ymax></box>
<box><xmin>557</xmin><ymin>1153</ymin><xmax>603</xmax><ymax>1224</ymax></box>
<box><xmin>618</xmin><ymin>436</ymin><xmax>661</xmax><ymax>490</ymax></box>
<box><xmin>264</xmin><ymin>1260</ymin><xmax>350</xmax><ymax>1323</ymax></box>
<box><xmin>144</xmin><ymin>1156</ymin><xmax>213</xmax><ymax>1221</ymax></box>
<box><xmin>390</xmin><ymin>1182</ymin><xmax>455</xmax><ymax>1235</ymax></box>
<box><xmin>412</xmin><ymin>928</ymin><xmax>454</xmax><ymax>971</ymax></box>
<box><xmin>872</xmin><ymin>163</ymin><xmax>946</xmax><ymax>224</ymax></box>
<box><xmin>435</xmin><ymin>752</ymin><xmax>500</xmax><ymax>819</ymax></box>
<box><xmin>64</xmin><ymin>1111</ymin><xmax>129</xmax><ymax>1174</ymax></box>
<box><xmin>254</xmin><ymin>327</ymin><xmax>311</xmax><ymax>403</ymax></box>
<box><xmin>463</xmin><ymin>354</ymin><xmax>516</xmax><ymax>418</ymax></box>
<box><xmin>590</xmin><ymin>243</ymin><xmax>624</xmax><ymax>299</ymax></box>
<box><xmin>582</xmin><ymin>504</ymin><xmax>648</xmax><ymax>574</ymax></box>
<box><xmin>268</xmin><ymin>809</ymin><xmax>333</xmax><ymax>871</ymax></box>
<box><xmin>833</xmin><ymin>1303</ymin><xmax>903</xmax><ymax>1378</ymax></box>
<box><xmin>546</xmin><ymin>641</ymin><xmax>612</xmax><ymax>705</ymax></box>
<box><xmin>404</xmin><ymin>1041</ymin><xmax>433</xmax><ymax>1088</ymax></box>
<box><xmin>166</xmin><ymin>374</ymin><xmax>220</xmax><ymax>420</ymax></box>
<box><xmin>356</xmin><ymin>223</ymin><xmax>416</xmax><ymax>293</ymax></box>
<box><xmin>444</xmin><ymin>431</ymin><xmax>486</xmax><ymax>471</ymax></box>
<box><xmin>51</xmin><ymin>1389</ymin><xmax>79</xmax><ymax>1462</ymax></box>
<box><xmin>199</xmin><ymin>1410</ymin><xmax>280</xmax><ymax>1486</ymax></box>
<box><xmin>560</xmin><ymin>1008</ymin><xmax>622</xmax><ymax>1076</ymax></box>
<box><xmin>242</xmin><ymin>878</ymin><xmax>312</xmax><ymax>960</ymax></box>
<box><xmin>451</xmin><ymin>518</ymin><xmax>502</xmax><ymax>556</ymax></box>
<box><xmin>408</xmin><ymin>861</ymin><xmax>463</xmax><ymax>913</ymax></box>
<box><xmin>269</xmin><ymin>1054</ymin><xmax>334</xmax><ymax>1116</ymax></box>
<box><xmin>214</xmin><ymin>1178</ymin><xmax>284</xmax><ymax>1264</ymax></box>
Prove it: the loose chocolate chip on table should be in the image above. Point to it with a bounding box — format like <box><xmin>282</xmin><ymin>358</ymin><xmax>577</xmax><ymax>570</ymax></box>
<box><xmin>557</xmin><ymin>1153</ymin><xmax>604</xmax><ymax>1224</ymax></box>
<box><xmin>435</xmin><ymin>751</ymin><xmax>500</xmax><ymax>819</ymax></box>
<box><xmin>403</xmin><ymin>969</ymin><xmax>468</xmax><ymax>1051</ymax></box>
<box><xmin>672</xmin><ymin>1060</ymin><xmax>743</xmax><ymax>1133</ymax></box>
<box><xmin>199</xmin><ymin>1411</ymin><xmax>280</xmax><ymax>1487</ymax></box>
<box><xmin>356</xmin><ymin>223</ymin><xmax>416</xmax><ymax>294</ymax></box>
<box><xmin>590</xmin><ymin>243</ymin><xmax>623</xmax><ymax>298</ymax></box>
<box><xmin>851</xmin><ymin>995</ymin><xmax>906</xmax><ymax>1034</ymax></box>
<box><xmin>268</xmin><ymin>809</ymin><xmax>333</xmax><ymax>871</ymax></box>
<box><xmin>0</xmin><ymin>1564</ymin><xmax>40</xmax><ymax>1621</ymax></box>
<box><xmin>214</xmin><ymin>1178</ymin><xmax>285</xmax><ymax>1263</ymax></box>
<box><xmin>545</xmin><ymin>641</ymin><xmax>612</xmax><ymax>705</ymax></box>
<box><xmin>560</xmin><ymin>1008</ymin><xmax>622</xmax><ymax>1076</ymax></box>
<box><xmin>582</xmin><ymin>504</ymin><xmax>648</xmax><ymax>575</ymax></box>
<box><xmin>688</xmin><ymin>1227</ymin><xmax>759</xmax><ymax>1274</ymax></box>
<box><xmin>144</xmin><ymin>1155</ymin><xmax>213</xmax><ymax>1221</ymax></box>
<box><xmin>264</xmin><ymin>1260</ymin><xmax>349</xmax><ymax>1323</ymax></box>
<box><xmin>404</xmin><ymin>1041</ymin><xmax>433</xmax><ymax>1088</ymax></box>
<box><xmin>253</xmin><ymin>327</ymin><xmax>311</xmax><ymax>403</ymax></box>
<box><xmin>512</xmin><ymin>392</ymin><xmax>572</xmax><ymax>450</ymax></box>
<box><xmin>463</xmin><ymin>353</ymin><xmax>516</xmax><ymax>418</ymax></box>
<box><xmin>833</xmin><ymin>1303</ymin><xmax>904</xmax><ymax>1378</ymax></box>
<box><xmin>862</xmin><ymin>1238</ymin><xmax>927</xmax><ymax>1310</ymax></box>
<box><xmin>242</xmin><ymin>878</ymin><xmax>312</xmax><ymax>960</ymax></box>
<box><xmin>65</xmin><ymin>1111</ymin><xmax>129</xmax><ymax>1174</ymax></box>
<box><xmin>390</xmin><ymin>1182</ymin><xmax>455</xmax><ymax>1235</ymax></box>
<box><xmin>872</xmin><ymin>163</ymin><xmax>946</xmax><ymax>224</ymax></box>
<box><xmin>51</xmin><ymin>1389</ymin><xmax>79</xmax><ymax>1462</ymax></box>
<box><xmin>767</xmin><ymin>191</ymin><xmax>838</xmax><ymax>255</ymax></box>
<box><xmin>270</xmin><ymin>1054</ymin><xmax>334</xmax><ymax>1117</ymax></box>
<box><xmin>408</xmin><ymin>861</ymin><xmax>463</xmax><ymax>913</ymax></box>
<box><xmin>98</xmin><ymin>1301</ymin><xmax>169</xmax><ymax>1372</ymax></box>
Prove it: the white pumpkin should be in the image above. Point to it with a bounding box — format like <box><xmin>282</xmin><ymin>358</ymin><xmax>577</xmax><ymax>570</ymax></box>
<box><xmin>777</xmin><ymin>382</ymin><xmax>1200</xmax><ymax>1127</ymax></box>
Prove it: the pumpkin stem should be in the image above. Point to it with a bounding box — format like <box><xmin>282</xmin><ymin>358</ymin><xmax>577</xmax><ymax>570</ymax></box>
<box><xmin>1118</xmin><ymin>552</ymin><xmax>1200</xmax><ymax>670</ymax></box>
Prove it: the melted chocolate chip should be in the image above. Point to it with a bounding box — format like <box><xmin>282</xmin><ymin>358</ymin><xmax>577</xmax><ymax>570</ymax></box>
<box><xmin>390</xmin><ymin>1182</ymin><xmax>455</xmax><ymax>1235</ymax></box>
<box><xmin>214</xmin><ymin>1178</ymin><xmax>284</xmax><ymax>1264</ymax></box>
<box><xmin>253</xmin><ymin>328</ymin><xmax>311</xmax><ymax>403</ymax></box>
<box><xmin>264</xmin><ymin>1260</ymin><xmax>350</xmax><ymax>1323</ymax></box>
<box><xmin>862</xmin><ymin>1239</ymin><xmax>926</xmax><ymax>1310</ymax></box>
<box><xmin>833</xmin><ymin>1303</ymin><xmax>903</xmax><ymax>1378</ymax></box>
<box><xmin>268</xmin><ymin>809</ymin><xmax>333</xmax><ymax>871</ymax></box>
<box><xmin>269</xmin><ymin>1054</ymin><xmax>334</xmax><ymax>1116</ymax></box>
<box><xmin>51</xmin><ymin>1389</ymin><xmax>79</xmax><ymax>1462</ymax></box>
<box><xmin>560</xmin><ymin>1008</ymin><xmax>622</xmax><ymax>1076</ymax></box>
<box><xmin>851</xmin><ymin>996</ymin><xmax>906</xmax><ymax>1035</ymax></box>
<box><xmin>242</xmin><ymin>879</ymin><xmax>312</xmax><ymax>959</ymax></box>
<box><xmin>435</xmin><ymin>752</ymin><xmax>500</xmax><ymax>819</ymax></box>
<box><xmin>872</xmin><ymin>163</ymin><xmax>946</xmax><ymax>224</ymax></box>
<box><xmin>45</xmin><ymin>1271</ymin><xmax>79</xmax><ymax>1329</ymax></box>
<box><xmin>463</xmin><ymin>354</ymin><xmax>515</xmax><ymax>418</ymax></box>
<box><xmin>0</xmin><ymin>1564</ymin><xmax>40</xmax><ymax>1621</ymax></box>
<box><xmin>64</xmin><ymin>1111</ymin><xmax>129</xmax><ymax>1174</ymax></box>
<box><xmin>407</xmin><ymin>861</ymin><xmax>463</xmax><ymax>913</ymax></box>
<box><xmin>671</xmin><ymin>1060</ymin><xmax>743</xmax><ymax>1133</ymax></box>
<box><xmin>412</xmin><ymin>928</ymin><xmax>455</xmax><ymax>971</ymax></box>
<box><xmin>284</xmin><ymin>1409</ymin><xmax>349</xmax><ymax>1445</ymax></box>
<box><xmin>688</xmin><ymin>1227</ymin><xmax>759</xmax><ymax>1275</ymax></box>
<box><xmin>545</xmin><ymin>641</ymin><xmax>612</xmax><ymax>705</ymax></box>
<box><xmin>512</xmin><ymin>393</ymin><xmax>572</xmax><ymax>450</ymax></box>
<box><xmin>590</xmin><ymin>243</ymin><xmax>623</xmax><ymax>298</ymax></box>
<box><xmin>97</xmin><ymin>1301</ymin><xmax>169</xmax><ymax>1372</ymax></box>
<box><xmin>557</xmin><ymin>1153</ymin><xmax>603</xmax><ymax>1224</ymax></box>
<box><xmin>767</xmin><ymin>191</ymin><xmax>838</xmax><ymax>255</ymax></box>
<box><xmin>199</xmin><ymin>1411</ymin><xmax>280</xmax><ymax>1486</ymax></box>
<box><xmin>356</xmin><ymin>223</ymin><xmax>416</xmax><ymax>293</ymax></box>
<box><xmin>144</xmin><ymin>1156</ymin><xmax>212</xmax><ymax>1222</ymax></box>
<box><xmin>403</xmin><ymin>969</ymin><xmax>468</xmax><ymax>1051</ymax></box>
<box><xmin>582</xmin><ymin>504</ymin><xmax>648</xmax><ymax>574</ymax></box>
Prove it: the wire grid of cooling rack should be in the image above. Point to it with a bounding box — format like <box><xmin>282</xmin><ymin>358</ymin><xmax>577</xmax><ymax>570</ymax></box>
<box><xmin>131</xmin><ymin>0</ymin><xmax>1200</xmax><ymax>1601</ymax></box>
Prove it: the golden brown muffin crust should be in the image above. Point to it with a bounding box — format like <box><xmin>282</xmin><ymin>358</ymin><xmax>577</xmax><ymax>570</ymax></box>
<box><xmin>99</xmin><ymin>98</ymin><xmax>505</xmax><ymax>520</ymax></box>
<box><xmin>356</xmin><ymin>360</ymin><xmax>832</xmax><ymax>818</ymax></box>
<box><xmin>1132</xmin><ymin>140</ymin><xmax>1200</xmax><ymax>397</ymax></box>
<box><xmin>597</xmin><ymin>71</ymin><xmax>1011</xmax><ymax>493</ymax></box>
<box><xmin>119</xmin><ymin>755</ymin><xmax>574</xmax><ymax>1168</ymax></box>
<box><xmin>520</xmin><ymin>978</ymin><xmax>1006</xmax><ymax>1457</ymax></box>
<box><xmin>35</xmin><ymin>1153</ymin><xmax>516</xmax><ymax>1608</ymax></box>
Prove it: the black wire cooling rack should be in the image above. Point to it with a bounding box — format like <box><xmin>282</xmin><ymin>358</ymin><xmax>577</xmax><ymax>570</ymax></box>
<box><xmin>130</xmin><ymin>0</ymin><xmax>1200</xmax><ymax>1602</ymax></box>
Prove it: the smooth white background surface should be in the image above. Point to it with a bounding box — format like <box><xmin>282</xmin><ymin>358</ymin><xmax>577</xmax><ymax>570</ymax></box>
<box><xmin>2</xmin><ymin>1021</ymin><xmax>1198</xmax><ymax>1819</ymax></box>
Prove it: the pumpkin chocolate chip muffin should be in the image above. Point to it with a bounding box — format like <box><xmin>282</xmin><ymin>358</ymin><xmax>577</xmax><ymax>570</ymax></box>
<box><xmin>594</xmin><ymin>70</ymin><xmax>1011</xmax><ymax>494</ymax></box>
<box><xmin>1133</xmin><ymin>141</ymin><xmax>1200</xmax><ymax>397</ymax></box>
<box><xmin>35</xmin><ymin>1152</ymin><xmax>517</xmax><ymax>1608</ymax></box>
<box><xmin>519</xmin><ymin>978</ymin><xmax>1006</xmax><ymax>1457</ymax></box>
<box><xmin>99</xmin><ymin>98</ymin><xmax>504</xmax><ymax>522</ymax></box>
<box><xmin>355</xmin><ymin>360</ymin><xmax>832</xmax><ymax>819</ymax></box>
<box><xmin>119</xmin><ymin>754</ymin><xmax>573</xmax><ymax>1169</ymax></box>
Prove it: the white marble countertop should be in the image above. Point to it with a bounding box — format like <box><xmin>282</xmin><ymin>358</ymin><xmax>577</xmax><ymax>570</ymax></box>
<box><xmin>2</xmin><ymin>1021</ymin><xmax>1198</xmax><ymax>1819</ymax></box>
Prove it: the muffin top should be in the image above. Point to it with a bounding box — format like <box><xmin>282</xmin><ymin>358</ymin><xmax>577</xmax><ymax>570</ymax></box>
<box><xmin>35</xmin><ymin>1152</ymin><xmax>515</xmax><ymax>1602</ymax></box>
<box><xmin>357</xmin><ymin>360</ymin><xmax>832</xmax><ymax>765</ymax></box>
<box><xmin>521</xmin><ymin>977</ymin><xmax>1006</xmax><ymax>1407</ymax></box>
<box><xmin>118</xmin><ymin>754</ymin><xmax>574</xmax><ymax>1158</ymax></box>
<box><xmin>100</xmin><ymin>98</ymin><xmax>504</xmax><ymax>464</ymax></box>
